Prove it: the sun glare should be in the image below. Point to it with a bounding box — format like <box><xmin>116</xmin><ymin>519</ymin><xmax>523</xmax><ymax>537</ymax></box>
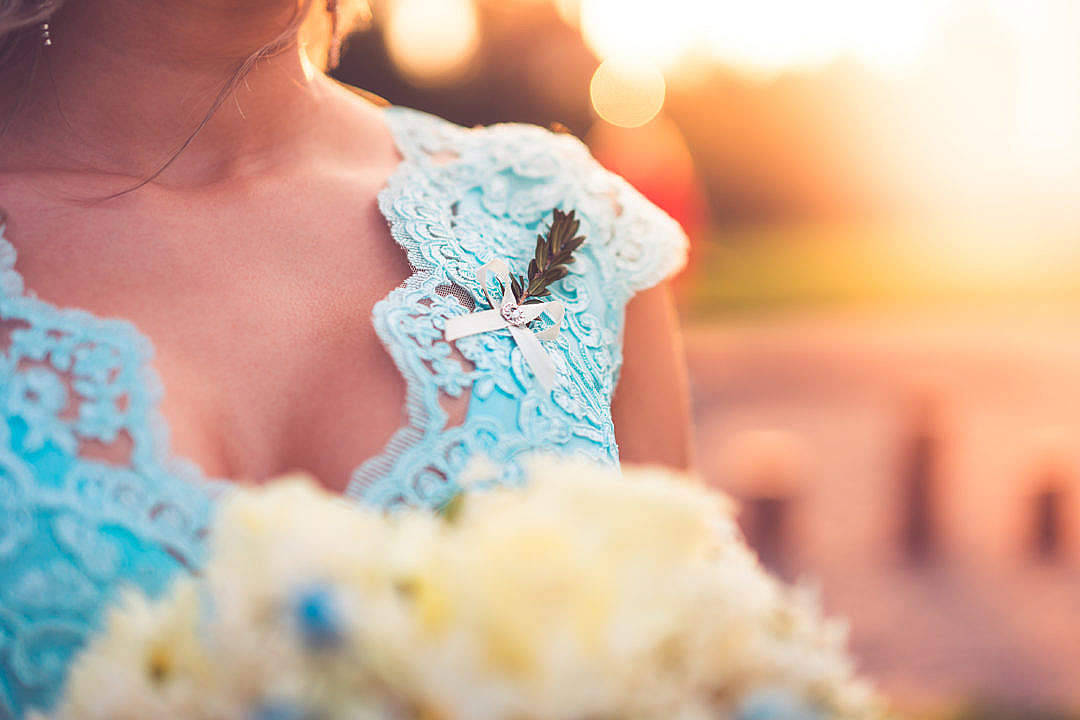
<box><xmin>575</xmin><ymin>0</ymin><xmax>948</xmax><ymax>124</ymax></box>
<box><xmin>580</xmin><ymin>0</ymin><xmax>694</xmax><ymax>69</ymax></box>
<box><xmin>373</xmin><ymin>0</ymin><xmax>1080</xmax><ymax>193</ymax></box>
<box><xmin>992</xmin><ymin>0</ymin><xmax>1080</xmax><ymax>176</ymax></box>
<box><xmin>576</xmin><ymin>0</ymin><xmax>947</xmax><ymax>75</ymax></box>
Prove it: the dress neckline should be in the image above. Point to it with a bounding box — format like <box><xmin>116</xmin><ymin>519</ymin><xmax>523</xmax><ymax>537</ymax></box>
<box><xmin>0</xmin><ymin>104</ymin><xmax>424</xmax><ymax>491</ymax></box>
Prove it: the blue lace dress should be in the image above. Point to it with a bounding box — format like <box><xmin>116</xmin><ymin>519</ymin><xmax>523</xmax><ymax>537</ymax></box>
<box><xmin>0</xmin><ymin>106</ymin><xmax>687</xmax><ymax>718</ymax></box>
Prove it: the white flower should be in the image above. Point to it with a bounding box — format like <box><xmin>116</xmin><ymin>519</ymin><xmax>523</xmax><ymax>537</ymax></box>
<box><xmin>52</xmin><ymin>581</ymin><xmax>225</xmax><ymax>720</ymax></box>
<box><xmin>457</xmin><ymin>452</ymin><xmax>501</xmax><ymax>489</ymax></box>
<box><xmin>55</xmin><ymin>460</ymin><xmax>888</xmax><ymax>720</ymax></box>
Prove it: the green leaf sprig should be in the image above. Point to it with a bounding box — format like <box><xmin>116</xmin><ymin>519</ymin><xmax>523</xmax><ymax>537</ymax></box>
<box><xmin>436</xmin><ymin>491</ymin><xmax>465</xmax><ymax>523</ymax></box>
<box><xmin>509</xmin><ymin>208</ymin><xmax>585</xmax><ymax>305</ymax></box>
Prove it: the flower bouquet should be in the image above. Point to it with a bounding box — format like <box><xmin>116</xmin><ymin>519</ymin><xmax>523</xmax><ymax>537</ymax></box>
<box><xmin>45</xmin><ymin>457</ymin><xmax>888</xmax><ymax>720</ymax></box>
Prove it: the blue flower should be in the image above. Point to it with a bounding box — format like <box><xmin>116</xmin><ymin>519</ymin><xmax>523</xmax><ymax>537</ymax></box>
<box><xmin>293</xmin><ymin>585</ymin><xmax>345</xmax><ymax>651</ymax></box>
<box><xmin>251</xmin><ymin>699</ymin><xmax>312</xmax><ymax>720</ymax></box>
<box><xmin>737</xmin><ymin>688</ymin><xmax>824</xmax><ymax>720</ymax></box>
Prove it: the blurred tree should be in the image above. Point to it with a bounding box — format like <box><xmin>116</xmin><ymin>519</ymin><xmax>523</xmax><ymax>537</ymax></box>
<box><xmin>899</xmin><ymin>394</ymin><xmax>944</xmax><ymax>565</ymax></box>
<box><xmin>1031</xmin><ymin>480</ymin><xmax>1067</xmax><ymax>561</ymax></box>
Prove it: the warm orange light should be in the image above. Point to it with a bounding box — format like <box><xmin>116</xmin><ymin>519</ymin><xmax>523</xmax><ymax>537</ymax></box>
<box><xmin>995</xmin><ymin>1</ymin><xmax>1080</xmax><ymax>177</ymax></box>
<box><xmin>702</xmin><ymin>1</ymin><xmax>940</xmax><ymax>75</ymax></box>
<box><xmin>586</xmin><ymin>114</ymin><xmax>705</xmax><ymax>236</ymax></box>
<box><xmin>551</xmin><ymin>0</ymin><xmax>581</xmax><ymax>26</ymax></box>
<box><xmin>589</xmin><ymin>58</ymin><xmax>666</xmax><ymax>128</ymax></box>
<box><xmin>576</xmin><ymin>0</ymin><xmax>944</xmax><ymax>76</ymax></box>
<box><xmin>384</xmin><ymin>0</ymin><xmax>480</xmax><ymax>86</ymax></box>
<box><xmin>580</xmin><ymin>0</ymin><xmax>693</xmax><ymax>68</ymax></box>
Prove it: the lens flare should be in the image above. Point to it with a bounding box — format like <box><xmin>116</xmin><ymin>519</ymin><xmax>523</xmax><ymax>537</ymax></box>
<box><xmin>384</xmin><ymin>0</ymin><xmax>481</xmax><ymax>86</ymax></box>
<box><xmin>589</xmin><ymin>57</ymin><xmax>666</xmax><ymax>128</ymax></box>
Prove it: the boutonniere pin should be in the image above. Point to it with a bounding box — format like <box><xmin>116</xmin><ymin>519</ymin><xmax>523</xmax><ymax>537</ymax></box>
<box><xmin>444</xmin><ymin>208</ymin><xmax>585</xmax><ymax>390</ymax></box>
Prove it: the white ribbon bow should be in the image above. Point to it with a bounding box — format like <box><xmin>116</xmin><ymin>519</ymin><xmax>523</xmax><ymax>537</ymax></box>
<box><xmin>444</xmin><ymin>258</ymin><xmax>565</xmax><ymax>389</ymax></box>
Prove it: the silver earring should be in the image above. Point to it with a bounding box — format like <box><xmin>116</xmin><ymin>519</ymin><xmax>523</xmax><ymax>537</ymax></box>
<box><xmin>38</xmin><ymin>0</ymin><xmax>52</xmax><ymax>47</ymax></box>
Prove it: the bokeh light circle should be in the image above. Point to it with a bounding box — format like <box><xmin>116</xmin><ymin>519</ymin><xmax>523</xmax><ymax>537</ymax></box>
<box><xmin>589</xmin><ymin>58</ymin><xmax>666</xmax><ymax>128</ymax></box>
<box><xmin>384</xmin><ymin>0</ymin><xmax>480</xmax><ymax>86</ymax></box>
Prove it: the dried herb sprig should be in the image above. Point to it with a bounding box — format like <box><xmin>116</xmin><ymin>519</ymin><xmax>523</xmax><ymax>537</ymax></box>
<box><xmin>436</xmin><ymin>491</ymin><xmax>465</xmax><ymax>523</ymax></box>
<box><xmin>510</xmin><ymin>208</ymin><xmax>585</xmax><ymax>304</ymax></box>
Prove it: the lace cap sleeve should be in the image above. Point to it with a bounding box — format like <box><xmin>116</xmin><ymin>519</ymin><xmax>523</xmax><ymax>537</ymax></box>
<box><xmin>541</xmin><ymin>132</ymin><xmax>689</xmax><ymax>306</ymax></box>
<box><xmin>596</xmin><ymin>167</ymin><xmax>689</xmax><ymax>302</ymax></box>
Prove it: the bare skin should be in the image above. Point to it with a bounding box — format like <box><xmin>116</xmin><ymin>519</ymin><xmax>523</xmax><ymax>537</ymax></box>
<box><xmin>0</xmin><ymin>0</ymin><xmax>691</xmax><ymax>490</ymax></box>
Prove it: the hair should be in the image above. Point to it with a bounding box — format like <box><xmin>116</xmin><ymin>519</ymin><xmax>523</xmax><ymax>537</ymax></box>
<box><xmin>0</xmin><ymin>0</ymin><xmax>55</xmax><ymax>64</ymax></box>
<box><xmin>0</xmin><ymin>0</ymin><xmax>371</xmax><ymax>196</ymax></box>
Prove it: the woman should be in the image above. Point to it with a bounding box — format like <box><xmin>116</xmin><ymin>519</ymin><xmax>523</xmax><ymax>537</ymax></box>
<box><xmin>0</xmin><ymin>0</ymin><xmax>691</xmax><ymax>716</ymax></box>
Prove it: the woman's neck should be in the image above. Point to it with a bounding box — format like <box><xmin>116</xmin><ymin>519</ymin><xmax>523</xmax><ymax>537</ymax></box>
<box><xmin>0</xmin><ymin>0</ymin><xmax>333</xmax><ymax>187</ymax></box>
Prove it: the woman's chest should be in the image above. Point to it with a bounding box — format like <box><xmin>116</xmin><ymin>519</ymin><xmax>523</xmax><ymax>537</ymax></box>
<box><xmin>0</xmin><ymin>114</ymin><xmax>634</xmax><ymax>504</ymax></box>
<box><xmin>3</xmin><ymin>179</ymin><xmax>417</xmax><ymax>487</ymax></box>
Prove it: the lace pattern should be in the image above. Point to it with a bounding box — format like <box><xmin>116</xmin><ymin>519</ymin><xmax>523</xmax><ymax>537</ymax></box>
<box><xmin>347</xmin><ymin>108</ymin><xmax>688</xmax><ymax>507</ymax></box>
<box><xmin>0</xmin><ymin>237</ymin><xmax>215</xmax><ymax>718</ymax></box>
<box><xmin>0</xmin><ymin>105</ymin><xmax>686</xmax><ymax>718</ymax></box>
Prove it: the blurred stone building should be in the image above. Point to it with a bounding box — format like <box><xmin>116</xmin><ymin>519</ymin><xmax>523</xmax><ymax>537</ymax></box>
<box><xmin>687</xmin><ymin>316</ymin><xmax>1080</xmax><ymax>713</ymax></box>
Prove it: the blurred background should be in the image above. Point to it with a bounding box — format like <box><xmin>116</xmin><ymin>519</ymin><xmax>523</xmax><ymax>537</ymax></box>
<box><xmin>330</xmin><ymin>2</ymin><xmax>1080</xmax><ymax>718</ymax></box>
